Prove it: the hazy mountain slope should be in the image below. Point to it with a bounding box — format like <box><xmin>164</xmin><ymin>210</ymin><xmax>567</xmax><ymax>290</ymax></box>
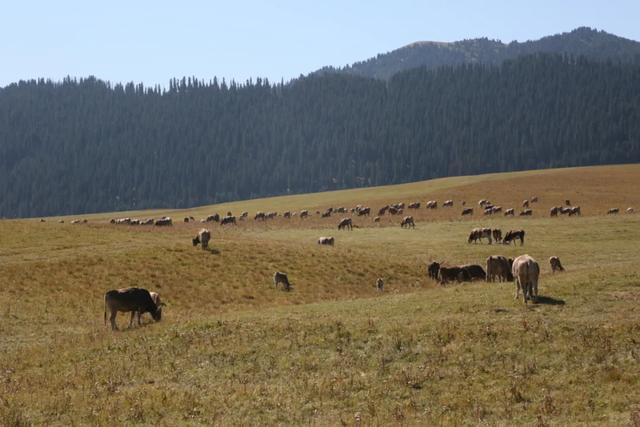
<box><xmin>329</xmin><ymin>27</ymin><xmax>640</xmax><ymax>80</ymax></box>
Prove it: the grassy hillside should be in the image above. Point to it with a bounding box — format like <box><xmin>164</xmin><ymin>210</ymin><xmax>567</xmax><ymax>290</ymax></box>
<box><xmin>2</xmin><ymin>164</ymin><xmax>640</xmax><ymax>425</ymax></box>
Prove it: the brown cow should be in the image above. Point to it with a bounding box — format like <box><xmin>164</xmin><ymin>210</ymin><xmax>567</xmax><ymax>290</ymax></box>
<box><xmin>338</xmin><ymin>218</ymin><xmax>353</xmax><ymax>230</ymax></box>
<box><xmin>220</xmin><ymin>215</ymin><xmax>236</xmax><ymax>225</ymax></box>
<box><xmin>400</xmin><ymin>216</ymin><xmax>415</xmax><ymax>228</ymax></box>
<box><xmin>503</xmin><ymin>229</ymin><xmax>525</xmax><ymax>245</ymax></box>
<box><xmin>608</xmin><ymin>208</ymin><xmax>619</xmax><ymax>215</ymax></box>
<box><xmin>492</xmin><ymin>229</ymin><xmax>502</xmax><ymax>243</ymax></box>
<box><xmin>439</xmin><ymin>266</ymin><xmax>471</xmax><ymax>284</ymax></box>
<box><xmin>273</xmin><ymin>272</ymin><xmax>291</xmax><ymax>291</ymax></box>
<box><xmin>300</xmin><ymin>210</ymin><xmax>309</xmax><ymax>218</ymax></box>
<box><xmin>461</xmin><ymin>264</ymin><xmax>486</xmax><ymax>281</ymax></box>
<box><xmin>468</xmin><ymin>228</ymin><xmax>492</xmax><ymax>244</ymax></box>
<box><xmin>569</xmin><ymin>206</ymin><xmax>581</xmax><ymax>216</ymax></box>
<box><xmin>522</xmin><ymin>199</ymin><xmax>530</xmax><ymax>208</ymax></box>
<box><xmin>104</xmin><ymin>288</ymin><xmax>161</xmax><ymax>330</ymax></box>
<box><xmin>408</xmin><ymin>202</ymin><xmax>421</xmax><ymax>209</ymax></box>
<box><xmin>461</xmin><ymin>207</ymin><xmax>473</xmax><ymax>216</ymax></box>
<box><xmin>504</xmin><ymin>208</ymin><xmax>515</xmax><ymax>216</ymax></box>
<box><xmin>443</xmin><ymin>200</ymin><xmax>454</xmax><ymax>207</ymax></box>
<box><xmin>550</xmin><ymin>206</ymin><xmax>560</xmax><ymax>217</ymax></box>
<box><xmin>426</xmin><ymin>200</ymin><xmax>437</xmax><ymax>209</ymax></box>
<box><xmin>486</xmin><ymin>256</ymin><xmax>513</xmax><ymax>282</ymax></box>
<box><xmin>549</xmin><ymin>256</ymin><xmax>565</xmax><ymax>273</ymax></box>
<box><xmin>378</xmin><ymin>205</ymin><xmax>389</xmax><ymax>216</ymax></box>
<box><xmin>427</xmin><ymin>262</ymin><xmax>440</xmax><ymax>280</ymax></box>
<box><xmin>519</xmin><ymin>209</ymin><xmax>533</xmax><ymax>216</ymax></box>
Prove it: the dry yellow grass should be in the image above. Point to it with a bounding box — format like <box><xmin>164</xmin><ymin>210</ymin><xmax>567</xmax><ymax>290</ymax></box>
<box><xmin>2</xmin><ymin>164</ymin><xmax>640</xmax><ymax>425</ymax></box>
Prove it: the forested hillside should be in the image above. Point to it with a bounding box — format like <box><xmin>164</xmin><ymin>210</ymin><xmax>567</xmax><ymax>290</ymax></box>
<box><xmin>1</xmin><ymin>54</ymin><xmax>640</xmax><ymax>217</ymax></box>
<box><xmin>325</xmin><ymin>27</ymin><xmax>640</xmax><ymax>80</ymax></box>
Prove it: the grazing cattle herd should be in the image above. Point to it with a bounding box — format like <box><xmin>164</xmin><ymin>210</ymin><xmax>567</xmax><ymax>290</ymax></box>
<box><xmin>46</xmin><ymin>194</ymin><xmax>633</xmax><ymax>329</ymax></box>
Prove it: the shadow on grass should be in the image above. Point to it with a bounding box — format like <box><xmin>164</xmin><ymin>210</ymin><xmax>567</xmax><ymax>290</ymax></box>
<box><xmin>534</xmin><ymin>295</ymin><xmax>566</xmax><ymax>305</ymax></box>
<box><xmin>207</xmin><ymin>248</ymin><xmax>221</xmax><ymax>255</ymax></box>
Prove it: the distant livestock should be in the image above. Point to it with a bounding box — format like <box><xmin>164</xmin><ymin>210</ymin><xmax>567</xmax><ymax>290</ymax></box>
<box><xmin>300</xmin><ymin>210</ymin><xmax>309</xmax><ymax>218</ymax></box>
<box><xmin>530</xmin><ymin>196</ymin><xmax>538</xmax><ymax>203</ymax></box>
<box><xmin>408</xmin><ymin>202</ymin><xmax>421</xmax><ymax>209</ymax></box>
<box><xmin>378</xmin><ymin>206</ymin><xmax>389</xmax><ymax>216</ymax></box>
<box><xmin>192</xmin><ymin>228</ymin><xmax>211</xmax><ymax>249</ymax></box>
<box><xmin>104</xmin><ymin>287</ymin><xmax>162</xmax><ymax>330</ymax></box>
<box><xmin>492</xmin><ymin>229</ymin><xmax>502</xmax><ymax>243</ymax></box>
<box><xmin>468</xmin><ymin>228</ymin><xmax>492</xmax><ymax>244</ymax></box>
<box><xmin>220</xmin><ymin>215</ymin><xmax>236</xmax><ymax>226</ymax></box>
<box><xmin>155</xmin><ymin>217</ymin><xmax>172</xmax><ymax>226</ymax></box>
<box><xmin>426</xmin><ymin>200</ymin><xmax>437</xmax><ymax>209</ymax></box>
<box><xmin>522</xmin><ymin>200</ymin><xmax>530</xmax><ymax>208</ymax></box>
<box><xmin>461</xmin><ymin>208</ymin><xmax>473</xmax><ymax>216</ymax></box>
<box><xmin>550</xmin><ymin>206</ymin><xmax>560</xmax><ymax>217</ymax></box>
<box><xmin>205</xmin><ymin>213</ymin><xmax>220</xmax><ymax>222</ymax></box>
<box><xmin>504</xmin><ymin>208</ymin><xmax>515</xmax><ymax>216</ymax></box>
<box><xmin>486</xmin><ymin>256</ymin><xmax>513</xmax><ymax>282</ymax></box>
<box><xmin>608</xmin><ymin>208</ymin><xmax>619</xmax><ymax>215</ymax></box>
<box><xmin>318</xmin><ymin>236</ymin><xmax>335</xmax><ymax>246</ymax></box>
<box><xmin>400</xmin><ymin>216</ymin><xmax>415</xmax><ymax>228</ymax></box>
<box><xmin>273</xmin><ymin>272</ymin><xmax>291</xmax><ymax>291</ymax></box>
<box><xmin>519</xmin><ymin>209</ymin><xmax>533</xmax><ymax>216</ymax></box>
<box><xmin>373</xmin><ymin>216</ymin><xmax>380</xmax><ymax>222</ymax></box>
<box><xmin>461</xmin><ymin>264</ymin><xmax>486</xmax><ymax>281</ymax></box>
<box><xmin>512</xmin><ymin>255</ymin><xmax>540</xmax><ymax>303</ymax></box>
<box><xmin>503</xmin><ymin>229</ymin><xmax>525</xmax><ymax>245</ymax></box>
<box><xmin>255</xmin><ymin>212</ymin><xmax>266</xmax><ymax>221</ymax></box>
<box><xmin>357</xmin><ymin>207</ymin><xmax>371</xmax><ymax>216</ymax></box>
<box><xmin>627</xmin><ymin>207</ymin><xmax>635</xmax><ymax>214</ymax></box>
<box><xmin>376</xmin><ymin>278</ymin><xmax>384</xmax><ymax>292</ymax></box>
<box><xmin>283</xmin><ymin>211</ymin><xmax>291</xmax><ymax>218</ymax></box>
<box><xmin>443</xmin><ymin>200</ymin><xmax>454</xmax><ymax>207</ymax></box>
<box><xmin>427</xmin><ymin>262</ymin><xmax>440</xmax><ymax>280</ymax></box>
<box><xmin>549</xmin><ymin>256</ymin><xmax>565</xmax><ymax>273</ymax></box>
<box><xmin>439</xmin><ymin>266</ymin><xmax>471</xmax><ymax>284</ymax></box>
<box><xmin>338</xmin><ymin>218</ymin><xmax>353</xmax><ymax>230</ymax></box>
<box><xmin>569</xmin><ymin>206</ymin><xmax>581</xmax><ymax>216</ymax></box>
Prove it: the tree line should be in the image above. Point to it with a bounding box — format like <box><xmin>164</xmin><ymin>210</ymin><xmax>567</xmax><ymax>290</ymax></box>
<box><xmin>0</xmin><ymin>54</ymin><xmax>639</xmax><ymax>217</ymax></box>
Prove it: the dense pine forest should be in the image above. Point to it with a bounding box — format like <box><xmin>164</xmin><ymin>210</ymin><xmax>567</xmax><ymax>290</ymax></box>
<box><xmin>1</xmin><ymin>54</ymin><xmax>640</xmax><ymax>217</ymax></box>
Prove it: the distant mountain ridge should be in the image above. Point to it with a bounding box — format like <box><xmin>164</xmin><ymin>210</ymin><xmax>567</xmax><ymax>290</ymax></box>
<box><xmin>319</xmin><ymin>27</ymin><xmax>640</xmax><ymax>80</ymax></box>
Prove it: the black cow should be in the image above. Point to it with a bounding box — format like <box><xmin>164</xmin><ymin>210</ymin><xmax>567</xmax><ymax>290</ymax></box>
<box><xmin>104</xmin><ymin>287</ymin><xmax>162</xmax><ymax>330</ymax></box>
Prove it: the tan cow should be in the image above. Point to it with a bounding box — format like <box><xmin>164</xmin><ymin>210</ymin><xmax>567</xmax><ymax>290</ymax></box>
<box><xmin>512</xmin><ymin>254</ymin><xmax>540</xmax><ymax>303</ymax></box>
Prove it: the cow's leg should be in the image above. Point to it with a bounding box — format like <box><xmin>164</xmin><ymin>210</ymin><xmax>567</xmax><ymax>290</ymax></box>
<box><xmin>137</xmin><ymin>311</ymin><xmax>142</xmax><ymax>326</ymax></box>
<box><xmin>514</xmin><ymin>279</ymin><xmax>520</xmax><ymax>300</ymax></box>
<box><xmin>110</xmin><ymin>311</ymin><xmax>118</xmax><ymax>330</ymax></box>
<box><xmin>129</xmin><ymin>312</ymin><xmax>135</xmax><ymax>328</ymax></box>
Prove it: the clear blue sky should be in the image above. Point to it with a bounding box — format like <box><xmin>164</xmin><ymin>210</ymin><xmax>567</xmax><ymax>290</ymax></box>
<box><xmin>1</xmin><ymin>0</ymin><xmax>639</xmax><ymax>87</ymax></box>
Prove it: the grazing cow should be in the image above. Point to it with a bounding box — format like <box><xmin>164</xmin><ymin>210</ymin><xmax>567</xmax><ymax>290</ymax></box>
<box><xmin>318</xmin><ymin>236</ymin><xmax>335</xmax><ymax>246</ymax></box>
<box><xmin>357</xmin><ymin>207</ymin><xmax>371</xmax><ymax>216</ymax></box>
<box><xmin>486</xmin><ymin>256</ymin><xmax>514</xmax><ymax>282</ymax></box>
<box><xmin>408</xmin><ymin>202</ymin><xmax>421</xmax><ymax>209</ymax></box>
<box><xmin>400</xmin><ymin>216</ymin><xmax>415</xmax><ymax>228</ymax></box>
<box><xmin>461</xmin><ymin>264</ymin><xmax>486</xmax><ymax>281</ymax></box>
<box><xmin>492</xmin><ymin>206</ymin><xmax>502</xmax><ymax>214</ymax></box>
<box><xmin>468</xmin><ymin>228</ymin><xmax>492</xmax><ymax>244</ymax></box>
<box><xmin>373</xmin><ymin>216</ymin><xmax>380</xmax><ymax>222</ymax></box>
<box><xmin>389</xmin><ymin>206</ymin><xmax>403</xmax><ymax>215</ymax></box>
<box><xmin>443</xmin><ymin>200</ymin><xmax>454</xmax><ymax>207</ymax></box>
<box><xmin>519</xmin><ymin>209</ymin><xmax>532</xmax><ymax>216</ymax></box>
<box><xmin>184</xmin><ymin>217</ymin><xmax>190</xmax><ymax>223</ymax></box>
<box><xmin>478</xmin><ymin>199</ymin><xmax>489</xmax><ymax>207</ymax></box>
<box><xmin>378</xmin><ymin>206</ymin><xmax>389</xmax><ymax>216</ymax></box>
<box><xmin>512</xmin><ymin>255</ymin><xmax>540</xmax><ymax>303</ymax></box>
<box><xmin>530</xmin><ymin>196</ymin><xmax>538</xmax><ymax>203</ymax></box>
<box><xmin>71</xmin><ymin>219</ymin><xmax>80</xmax><ymax>224</ymax></box>
<box><xmin>336</xmin><ymin>207</ymin><xmax>347</xmax><ymax>213</ymax></box>
<box><xmin>338</xmin><ymin>218</ymin><xmax>353</xmax><ymax>230</ymax></box>
<box><xmin>273</xmin><ymin>272</ymin><xmax>291</xmax><ymax>291</ymax></box>
<box><xmin>549</xmin><ymin>256</ymin><xmax>564</xmax><ymax>273</ymax></box>
<box><xmin>205</xmin><ymin>213</ymin><xmax>220</xmax><ymax>223</ymax></box>
<box><xmin>376</xmin><ymin>278</ymin><xmax>384</xmax><ymax>292</ymax></box>
<box><xmin>504</xmin><ymin>208</ymin><xmax>515</xmax><ymax>216</ymax></box>
<box><xmin>427</xmin><ymin>262</ymin><xmax>440</xmax><ymax>280</ymax></box>
<box><xmin>503</xmin><ymin>229</ymin><xmax>525</xmax><ymax>245</ymax></box>
<box><xmin>484</xmin><ymin>207</ymin><xmax>494</xmax><ymax>216</ymax></box>
<box><xmin>300</xmin><ymin>210</ymin><xmax>309</xmax><ymax>219</ymax></box>
<box><xmin>240</xmin><ymin>212</ymin><xmax>249</xmax><ymax>219</ymax></box>
<box><xmin>522</xmin><ymin>200</ymin><xmax>530</xmax><ymax>208</ymax></box>
<box><xmin>627</xmin><ymin>207</ymin><xmax>635</xmax><ymax>214</ymax></box>
<box><xmin>220</xmin><ymin>215</ymin><xmax>236</xmax><ymax>226</ymax></box>
<box><xmin>492</xmin><ymin>229</ymin><xmax>502</xmax><ymax>243</ymax></box>
<box><xmin>461</xmin><ymin>208</ymin><xmax>473</xmax><ymax>216</ymax></box>
<box><xmin>104</xmin><ymin>287</ymin><xmax>161</xmax><ymax>330</ymax></box>
<box><xmin>283</xmin><ymin>211</ymin><xmax>291</xmax><ymax>218</ymax></box>
<box><xmin>549</xmin><ymin>206</ymin><xmax>560</xmax><ymax>217</ymax></box>
<box><xmin>321</xmin><ymin>209</ymin><xmax>332</xmax><ymax>218</ymax></box>
<box><xmin>142</xmin><ymin>218</ymin><xmax>154</xmax><ymax>225</ymax></box>
<box><xmin>438</xmin><ymin>266</ymin><xmax>471</xmax><ymax>284</ymax></box>
<box><xmin>155</xmin><ymin>217</ymin><xmax>172</xmax><ymax>226</ymax></box>
<box><xmin>426</xmin><ymin>200</ymin><xmax>437</xmax><ymax>209</ymax></box>
<box><xmin>608</xmin><ymin>208</ymin><xmax>619</xmax><ymax>215</ymax></box>
<box><xmin>192</xmin><ymin>228</ymin><xmax>211</xmax><ymax>249</ymax></box>
<box><xmin>569</xmin><ymin>206</ymin><xmax>581</xmax><ymax>216</ymax></box>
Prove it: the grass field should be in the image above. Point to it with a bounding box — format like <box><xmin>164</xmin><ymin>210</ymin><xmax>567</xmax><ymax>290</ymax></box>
<box><xmin>2</xmin><ymin>164</ymin><xmax>640</xmax><ymax>425</ymax></box>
